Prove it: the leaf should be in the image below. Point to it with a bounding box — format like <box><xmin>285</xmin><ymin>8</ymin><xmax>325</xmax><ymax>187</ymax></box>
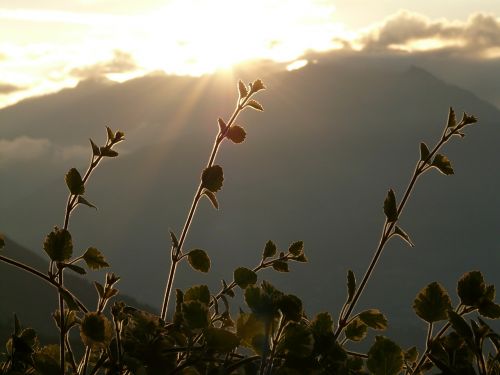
<box><xmin>205</xmin><ymin>327</ymin><xmax>240</xmax><ymax>353</ymax></box>
<box><xmin>294</xmin><ymin>253</ymin><xmax>308</xmax><ymax>262</ymax></box>
<box><xmin>33</xmin><ymin>353</ymin><xmax>60</xmax><ymax>375</ymax></box>
<box><xmin>0</xmin><ymin>234</ymin><xmax>4</xmax><ymax>249</ymax></box>
<box><xmin>99</xmin><ymin>147</ymin><xmax>119</xmax><ymax>157</ymax></box>
<box><xmin>201</xmin><ymin>188</ymin><xmax>218</xmax><ymax>210</ymax></box>
<box><xmin>288</xmin><ymin>241</ymin><xmax>303</xmax><ymax>256</ymax></box>
<box><xmin>106</xmin><ymin>126</ymin><xmax>114</xmax><ymax>141</ymax></box>
<box><xmin>393</xmin><ymin>226</ymin><xmax>415</xmax><ymax>247</ymax></box>
<box><xmin>80</xmin><ymin>312</ymin><xmax>113</xmax><ymax>347</ymax></box>
<box><xmin>413</xmin><ymin>282</ymin><xmax>452</xmax><ymax>323</ymax></box>
<box><xmin>83</xmin><ymin>247</ymin><xmax>110</xmax><ymax>270</ymax></box>
<box><xmin>263</xmin><ymin>240</ymin><xmax>277</xmax><ymax>259</ymax></box>
<box><xmin>236</xmin><ymin>313</ymin><xmax>265</xmax><ymax>349</ymax></box>
<box><xmin>182</xmin><ymin>300</ymin><xmax>209</xmax><ymax>330</ymax></box>
<box><xmin>187</xmin><ymin>249</ymin><xmax>210</xmax><ymax>273</ymax></box>
<box><xmin>184</xmin><ymin>285</ymin><xmax>210</xmax><ymax>305</ymax></box>
<box><xmin>432</xmin><ymin>154</ymin><xmax>454</xmax><ymax>175</ymax></box>
<box><xmin>201</xmin><ymin>165</ymin><xmax>224</xmax><ymax>192</ymax></box>
<box><xmin>367</xmin><ymin>336</ymin><xmax>404</xmax><ymax>375</ymax></box>
<box><xmin>447</xmin><ymin>310</ymin><xmax>473</xmax><ymax>341</ymax></box>
<box><xmin>94</xmin><ymin>281</ymin><xmax>104</xmax><ymax>298</ymax></box>
<box><xmin>251</xmin><ymin>79</ymin><xmax>266</xmax><ymax>92</ymax></box>
<box><xmin>218</xmin><ymin>117</ymin><xmax>227</xmax><ymax>133</ymax></box>
<box><xmin>60</xmin><ymin>289</ymin><xmax>79</xmax><ymax>311</ymax></box>
<box><xmin>278</xmin><ymin>294</ymin><xmax>303</xmax><ymax>322</ymax></box>
<box><xmin>65</xmin><ymin>168</ymin><xmax>85</xmax><ymax>195</ymax></box>
<box><xmin>246</xmin><ymin>99</ymin><xmax>264</xmax><ymax>111</ymax></box>
<box><xmin>234</xmin><ymin>267</ymin><xmax>258</xmax><ymax>289</ymax></box>
<box><xmin>347</xmin><ymin>270</ymin><xmax>356</xmax><ymax>303</ymax></box>
<box><xmin>447</xmin><ymin>107</ymin><xmax>456</xmax><ymax>128</ymax></box>
<box><xmin>345</xmin><ymin>318</ymin><xmax>367</xmax><ymax>341</ymax></box>
<box><xmin>478</xmin><ymin>299</ymin><xmax>500</xmax><ymax>319</ymax></box>
<box><xmin>77</xmin><ymin>196</ymin><xmax>97</xmax><ymax>210</ymax></box>
<box><xmin>43</xmin><ymin>227</ymin><xmax>73</xmax><ymax>262</ymax></box>
<box><xmin>226</xmin><ymin>125</ymin><xmax>246</xmax><ymax>143</ymax></box>
<box><xmin>89</xmin><ymin>139</ymin><xmax>100</xmax><ymax>156</ymax></box>
<box><xmin>461</xmin><ymin>112</ymin><xmax>477</xmax><ymax>125</ymax></box>
<box><xmin>272</xmin><ymin>260</ymin><xmax>289</xmax><ymax>272</ymax></box>
<box><xmin>311</xmin><ymin>312</ymin><xmax>334</xmax><ymax>336</ymax></box>
<box><xmin>170</xmin><ymin>230</ymin><xmax>179</xmax><ymax>249</ymax></box>
<box><xmin>65</xmin><ymin>264</ymin><xmax>86</xmax><ymax>275</ymax></box>
<box><xmin>383</xmin><ymin>189</ymin><xmax>398</xmax><ymax>222</ymax></box>
<box><xmin>359</xmin><ymin>309</ymin><xmax>388</xmax><ymax>330</ymax></box>
<box><xmin>420</xmin><ymin>142</ymin><xmax>430</xmax><ymax>163</ymax></box>
<box><xmin>277</xmin><ymin>322</ymin><xmax>314</xmax><ymax>357</ymax></box>
<box><xmin>457</xmin><ymin>271</ymin><xmax>486</xmax><ymax>306</ymax></box>
<box><xmin>405</xmin><ymin>346</ymin><xmax>418</xmax><ymax>363</ymax></box>
<box><xmin>238</xmin><ymin>80</ymin><xmax>248</xmax><ymax>98</ymax></box>
<box><xmin>14</xmin><ymin>314</ymin><xmax>21</xmax><ymax>335</ymax></box>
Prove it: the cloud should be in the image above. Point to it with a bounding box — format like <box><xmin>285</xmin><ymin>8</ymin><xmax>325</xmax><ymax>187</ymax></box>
<box><xmin>359</xmin><ymin>11</ymin><xmax>500</xmax><ymax>57</ymax></box>
<box><xmin>0</xmin><ymin>83</ymin><xmax>23</xmax><ymax>95</ymax></box>
<box><xmin>71</xmin><ymin>50</ymin><xmax>137</xmax><ymax>79</ymax></box>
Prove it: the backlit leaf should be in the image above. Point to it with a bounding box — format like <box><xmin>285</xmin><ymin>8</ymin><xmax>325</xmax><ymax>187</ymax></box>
<box><xmin>251</xmin><ymin>79</ymin><xmax>266</xmax><ymax>92</ymax></box>
<box><xmin>65</xmin><ymin>168</ymin><xmax>85</xmax><ymax>195</ymax></box>
<box><xmin>83</xmin><ymin>247</ymin><xmax>110</xmax><ymax>270</ymax></box>
<box><xmin>413</xmin><ymin>282</ymin><xmax>452</xmax><ymax>323</ymax></box>
<box><xmin>367</xmin><ymin>336</ymin><xmax>404</xmax><ymax>375</ymax></box>
<box><xmin>184</xmin><ymin>285</ymin><xmax>210</xmax><ymax>305</ymax></box>
<box><xmin>311</xmin><ymin>312</ymin><xmax>334</xmax><ymax>336</ymax></box>
<box><xmin>359</xmin><ymin>309</ymin><xmax>388</xmax><ymax>330</ymax></box>
<box><xmin>457</xmin><ymin>271</ymin><xmax>486</xmax><ymax>306</ymax></box>
<box><xmin>432</xmin><ymin>154</ymin><xmax>454</xmax><ymax>175</ymax></box>
<box><xmin>182</xmin><ymin>300</ymin><xmax>209</xmax><ymax>330</ymax></box>
<box><xmin>106</xmin><ymin>126</ymin><xmax>114</xmax><ymax>141</ymax></box>
<box><xmin>65</xmin><ymin>264</ymin><xmax>86</xmax><ymax>275</ymax></box>
<box><xmin>263</xmin><ymin>240</ymin><xmax>277</xmax><ymax>259</ymax></box>
<box><xmin>218</xmin><ymin>118</ymin><xmax>227</xmax><ymax>133</ymax></box>
<box><xmin>99</xmin><ymin>147</ymin><xmax>118</xmax><ymax>157</ymax></box>
<box><xmin>278</xmin><ymin>294</ymin><xmax>303</xmax><ymax>322</ymax></box>
<box><xmin>187</xmin><ymin>249</ymin><xmax>210</xmax><ymax>273</ymax></box>
<box><xmin>226</xmin><ymin>125</ymin><xmax>246</xmax><ymax>143</ymax></box>
<box><xmin>205</xmin><ymin>327</ymin><xmax>240</xmax><ymax>353</ymax></box>
<box><xmin>420</xmin><ymin>142</ymin><xmax>430</xmax><ymax>163</ymax></box>
<box><xmin>80</xmin><ymin>312</ymin><xmax>113</xmax><ymax>347</ymax></box>
<box><xmin>201</xmin><ymin>165</ymin><xmax>224</xmax><ymax>192</ymax></box>
<box><xmin>277</xmin><ymin>322</ymin><xmax>314</xmax><ymax>357</ymax></box>
<box><xmin>383</xmin><ymin>189</ymin><xmax>398</xmax><ymax>222</ymax></box>
<box><xmin>60</xmin><ymin>289</ymin><xmax>79</xmax><ymax>311</ymax></box>
<box><xmin>89</xmin><ymin>139</ymin><xmax>100</xmax><ymax>156</ymax></box>
<box><xmin>447</xmin><ymin>310</ymin><xmax>473</xmax><ymax>341</ymax></box>
<box><xmin>347</xmin><ymin>270</ymin><xmax>356</xmax><ymax>303</ymax></box>
<box><xmin>345</xmin><ymin>318</ymin><xmax>367</xmax><ymax>341</ymax></box>
<box><xmin>246</xmin><ymin>99</ymin><xmax>264</xmax><ymax>111</ymax></box>
<box><xmin>393</xmin><ymin>226</ymin><xmax>415</xmax><ymax>247</ymax></box>
<box><xmin>170</xmin><ymin>230</ymin><xmax>179</xmax><ymax>249</ymax></box>
<box><xmin>238</xmin><ymin>80</ymin><xmax>248</xmax><ymax>98</ymax></box>
<box><xmin>478</xmin><ymin>299</ymin><xmax>500</xmax><ymax>319</ymax></box>
<box><xmin>447</xmin><ymin>107</ymin><xmax>456</xmax><ymax>128</ymax></box>
<box><xmin>234</xmin><ymin>267</ymin><xmax>257</xmax><ymax>289</ymax></box>
<box><xmin>272</xmin><ymin>260</ymin><xmax>289</xmax><ymax>272</ymax></box>
<box><xmin>201</xmin><ymin>188</ymin><xmax>219</xmax><ymax>210</ymax></box>
<box><xmin>43</xmin><ymin>227</ymin><xmax>73</xmax><ymax>262</ymax></box>
<box><xmin>288</xmin><ymin>241</ymin><xmax>303</xmax><ymax>256</ymax></box>
<box><xmin>461</xmin><ymin>112</ymin><xmax>477</xmax><ymax>125</ymax></box>
<box><xmin>77</xmin><ymin>196</ymin><xmax>97</xmax><ymax>210</ymax></box>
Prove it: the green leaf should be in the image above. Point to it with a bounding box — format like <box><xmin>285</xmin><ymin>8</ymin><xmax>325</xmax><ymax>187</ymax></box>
<box><xmin>278</xmin><ymin>294</ymin><xmax>303</xmax><ymax>322</ymax></box>
<box><xmin>345</xmin><ymin>318</ymin><xmax>367</xmax><ymax>341</ymax></box>
<box><xmin>89</xmin><ymin>138</ymin><xmax>100</xmax><ymax>156</ymax></box>
<box><xmin>383</xmin><ymin>189</ymin><xmax>398</xmax><ymax>222</ymax></box>
<box><xmin>187</xmin><ymin>249</ymin><xmax>211</xmax><ymax>273</ymax></box>
<box><xmin>263</xmin><ymin>240</ymin><xmax>277</xmax><ymax>259</ymax></box>
<box><xmin>413</xmin><ymin>282</ymin><xmax>452</xmax><ymax>323</ymax></box>
<box><xmin>311</xmin><ymin>312</ymin><xmax>334</xmax><ymax>336</ymax></box>
<box><xmin>432</xmin><ymin>154</ymin><xmax>454</xmax><ymax>175</ymax></box>
<box><xmin>447</xmin><ymin>310</ymin><xmax>473</xmax><ymax>341</ymax></box>
<box><xmin>201</xmin><ymin>188</ymin><xmax>219</xmax><ymax>209</ymax></box>
<box><xmin>251</xmin><ymin>79</ymin><xmax>266</xmax><ymax>92</ymax></box>
<box><xmin>43</xmin><ymin>227</ymin><xmax>73</xmax><ymax>262</ymax></box>
<box><xmin>184</xmin><ymin>285</ymin><xmax>210</xmax><ymax>305</ymax></box>
<box><xmin>201</xmin><ymin>165</ymin><xmax>224</xmax><ymax>193</ymax></box>
<box><xmin>80</xmin><ymin>312</ymin><xmax>112</xmax><ymax>347</ymax></box>
<box><xmin>182</xmin><ymin>300</ymin><xmax>209</xmax><ymax>330</ymax></box>
<box><xmin>234</xmin><ymin>267</ymin><xmax>257</xmax><ymax>289</ymax></box>
<box><xmin>99</xmin><ymin>147</ymin><xmax>118</xmax><ymax>157</ymax></box>
<box><xmin>457</xmin><ymin>271</ymin><xmax>486</xmax><ymax>306</ymax></box>
<box><xmin>238</xmin><ymin>80</ymin><xmax>248</xmax><ymax>98</ymax></box>
<box><xmin>393</xmin><ymin>226</ymin><xmax>415</xmax><ymax>247</ymax></box>
<box><xmin>82</xmin><ymin>247</ymin><xmax>110</xmax><ymax>270</ymax></box>
<box><xmin>77</xmin><ymin>196</ymin><xmax>97</xmax><ymax>210</ymax></box>
<box><xmin>65</xmin><ymin>168</ymin><xmax>85</xmax><ymax>195</ymax></box>
<box><xmin>288</xmin><ymin>241</ymin><xmax>303</xmax><ymax>256</ymax></box>
<box><xmin>420</xmin><ymin>142</ymin><xmax>430</xmax><ymax>163</ymax></box>
<box><xmin>447</xmin><ymin>107</ymin><xmax>456</xmax><ymax>128</ymax></box>
<box><xmin>64</xmin><ymin>264</ymin><xmax>86</xmax><ymax>275</ymax></box>
<box><xmin>205</xmin><ymin>327</ymin><xmax>240</xmax><ymax>353</ymax></box>
<box><xmin>478</xmin><ymin>299</ymin><xmax>500</xmax><ymax>319</ymax></box>
<box><xmin>359</xmin><ymin>309</ymin><xmax>388</xmax><ymax>330</ymax></box>
<box><xmin>246</xmin><ymin>99</ymin><xmax>264</xmax><ymax>111</ymax></box>
<box><xmin>367</xmin><ymin>336</ymin><xmax>404</xmax><ymax>375</ymax></box>
<box><xmin>226</xmin><ymin>125</ymin><xmax>246</xmax><ymax>143</ymax></box>
<box><xmin>272</xmin><ymin>260</ymin><xmax>289</xmax><ymax>272</ymax></box>
<box><xmin>347</xmin><ymin>270</ymin><xmax>356</xmax><ymax>303</ymax></box>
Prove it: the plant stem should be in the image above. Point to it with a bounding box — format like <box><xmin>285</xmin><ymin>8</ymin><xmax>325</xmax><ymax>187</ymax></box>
<box><xmin>265</xmin><ymin>315</ymin><xmax>286</xmax><ymax>375</ymax></box>
<box><xmin>160</xmin><ymin>93</ymin><xmax>254</xmax><ymax>319</ymax></box>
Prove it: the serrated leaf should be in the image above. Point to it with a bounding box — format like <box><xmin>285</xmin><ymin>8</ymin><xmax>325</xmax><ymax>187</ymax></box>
<box><xmin>263</xmin><ymin>240</ymin><xmax>277</xmax><ymax>259</ymax></box>
<box><xmin>383</xmin><ymin>189</ymin><xmax>398</xmax><ymax>222</ymax></box>
<box><xmin>251</xmin><ymin>79</ymin><xmax>266</xmax><ymax>92</ymax></box>
<box><xmin>206</xmin><ymin>327</ymin><xmax>240</xmax><ymax>353</ymax></box>
<box><xmin>478</xmin><ymin>299</ymin><xmax>500</xmax><ymax>319</ymax></box>
<box><xmin>457</xmin><ymin>271</ymin><xmax>486</xmax><ymax>306</ymax></box>
<box><xmin>294</xmin><ymin>253</ymin><xmax>308</xmax><ymax>262</ymax></box>
<box><xmin>345</xmin><ymin>318</ymin><xmax>367</xmax><ymax>341</ymax></box>
<box><xmin>288</xmin><ymin>241</ymin><xmax>303</xmax><ymax>256</ymax></box>
<box><xmin>272</xmin><ymin>260</ymin><xmax>289</xmax><ymax>272</ymax></box>
<box><xmin>226</xmin><ymin>125</ymin><xmax>246</xmax><ymax>143</ymax></box>
<box><xmin>182</xmin><ymin>300</ymin><xmax>209</xmax><ymax>330</ymax></box>
<box><xmin>65</xmin><ymin>264</ymin><xmax>86</xmax><ymax>275</ymax></box>
<box><xmin>43</xmin><ymin>227</ymin><xmax>73</xmax><ymax>262</ymax></box>
<box><xmin>432</xmin><ymin>154</ymin><xmax>454</xmax><ymax>175</ymax></box>
<box><xmin>447</xmin><ymin>107</ymin><xmax>456</xmax><ymax>128</ymax></box>
<box><xmin>238</xmin><ymin>80</ymin><xmax>248</xmax><ymax>98</ymax></box>
<box><xmin>420</xmin><ymin>142</ymin><xmax>430</xmax><ymax>163</ymax></box>
<box><xmin>89</xmin><ymin>139</ymin><xmax>100</xmax><ymax>156</ymax></box>
<box><xmin>218</xmin><ymin>118</ymin><xmax>227</xmax><ymax>133</ymax></box>
<box><xmin>367</xmin><ymin>336</ymin><xmax>404</xmax><ymax>375</ymax></box>
<box><xmin>359</xmin><ymin>309</ymin><xmax>388</xmax><ymax>330</ymax></box>
<box><xmin>65</xmin><ymin>168</ymin><xmax>85</xmax><ymax>195</ymax></box>
<box><xmin>311</xmin><ymin>312</ymin><xmax>334</xmax><ymax>336</ymax></box>
<box><xmin>413</xmin><ymin>282</ymin><xmax>452</xmax><ymax>323</ymax></box>
<box><xmin>170</xmin><ymin>230</ymin><xmax>179</xmax><ymax>249</ymax></box>
<box><xmin>277</xmin><ymin>322</ymin><xmax>314</xmax><ymax>357</ymax></box>
<box><xmin>201</xmin><ymin>188</ymin><xmax>218</xmax><ymax>210</ymax></box>
<box><xmin>234</xmin><ymin>267</ymin><xmax>257</xmax><ymax>289</ymax></box>
<box><xmin>184</xmin><ymin>285</ymin><xmax>210</xmax><ymax>305</ymax></box>
<box><xmin>99</xmin><ymin>147</ymin><xmax>118</xmax><ymax>157</ymax></box>
<box><xmin>447</xmin><ymin>310</ymin><xmax>473</xmax><ymax>341</ymax></box>
<box><xmin>393</xmin><ymin>226</ymin><xmax>415</xmax><ymax>247</ymax></box>
<box><xmin>77</xmin><ymin>196</ymin><xmax>97</xmax><ymax>210</ymax></box>
<box><xmin>201</xmin><ymin>165</ymin><xmax>223</xmax><ymax>193</ymax></box>
<box><xmin>278</xmin><ymin>294</ymin><xmax>303</xmax><ymax>322</ymax></box>
<box><xmin>347</xmin><ymin>270</ymin><xmax>356</xmax><ymax>303</ymax></box>
<box><xmin>461</xmin><ymin>112</ymin><xmax>477</xmax><ymax>125</ymax></box>
<box><xmin>187</xmin><ymin>249</ymin><xmax>210</xmax><ymax>273</ymax></box>
<box><xmin>246</xmin><ymin>99</ymin><xmax>264</xmax><ymax>111</ymax></box>
<box><xmin>83</xmin><ymin>247</ymin><xmax>110</xmax><ymax>270</ymax></box>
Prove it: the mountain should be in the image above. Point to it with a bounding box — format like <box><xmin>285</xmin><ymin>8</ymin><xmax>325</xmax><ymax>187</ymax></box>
<box><xmin>0</xmin><ymin>55</ymin><xmax>499</xmax><ymax>347</ymax></box>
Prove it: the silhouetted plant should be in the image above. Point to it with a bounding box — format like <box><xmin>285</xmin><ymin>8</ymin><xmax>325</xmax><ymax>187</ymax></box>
<box><xmin>0</xmin><ymin>79</ymin><xmax>499</xmax><ymax>375</ymax></box>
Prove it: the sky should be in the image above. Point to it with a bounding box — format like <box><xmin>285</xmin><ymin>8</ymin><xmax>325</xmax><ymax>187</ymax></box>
<box><xmin>1</xmin><ymin>0</ymin><xmax>500</xmax><ymax>108</ymax></box>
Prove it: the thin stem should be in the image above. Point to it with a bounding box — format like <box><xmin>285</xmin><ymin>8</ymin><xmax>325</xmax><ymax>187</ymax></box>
<box><xmin>65</xmin><ymin>336</ymin><xmax>78</xmax><ymax>374</ymax></box>
<box><xmin>225</xmin><ymin>355</ymin><xmax>261</xmax><ymax>373</ymax></box>
<box><xmin>346</xmin><ymin>350</ymin><xmax>368</xmax><ymax>359</ymax></box>
<box><xmin>58</xmin><ymin>269</ymin><xmax>65</xmax><ymax>374</ymax></box>
<box><xmin>80</xmin><ymin>346</ymin><xmax>91</xmax><ymax>375</ymax></box>
<box><xmin>265</xmin><ymin>315</ymin><xmax>286</xmax><ymax>375</ymax></box>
